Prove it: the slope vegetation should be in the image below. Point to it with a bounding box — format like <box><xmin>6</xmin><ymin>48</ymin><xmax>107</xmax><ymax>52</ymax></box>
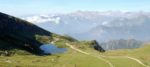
<box><xmin>0</xmin><ymin>12</ymin><xmax>149</xmax><ymax>67</ymax></box>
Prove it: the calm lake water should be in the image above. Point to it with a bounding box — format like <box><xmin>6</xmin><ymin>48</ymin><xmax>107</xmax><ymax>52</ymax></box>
<box><xmin>40</xmin><ymin>44</ymin><xmax>67</xmax><ymax>54</ymax></box>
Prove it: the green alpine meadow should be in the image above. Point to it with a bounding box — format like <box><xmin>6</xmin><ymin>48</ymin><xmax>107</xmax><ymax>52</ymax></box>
<box><xmin>1</xmin><ymin>0</ymin><xmax>150</xmax><ymax>67</ymax></box>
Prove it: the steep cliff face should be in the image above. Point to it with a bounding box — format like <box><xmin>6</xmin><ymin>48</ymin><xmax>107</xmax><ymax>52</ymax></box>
<box><xmin>0</xmin><ymin>12</ymin><xmax>52</xmax><ymax>55</ymax></box>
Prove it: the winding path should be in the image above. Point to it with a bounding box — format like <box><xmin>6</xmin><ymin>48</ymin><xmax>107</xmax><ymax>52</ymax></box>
<box><xmin>65</xmin><ymin>43</ymin><xmax>114</xmax><ymax>67</ymax></box>
<box><xmin>65</xmin><ymin>43</ymin><xmax>150</xmax><ymax>67</ymax></box>
<box><xmin>125</xmin><ymin>56</ymin><xmax>149</xmax><ymax>67</ymax></box>
<box><xmin>99</xmin><ymin>55</ymin><xmax>149</xmax><ymax>67</ymax></box>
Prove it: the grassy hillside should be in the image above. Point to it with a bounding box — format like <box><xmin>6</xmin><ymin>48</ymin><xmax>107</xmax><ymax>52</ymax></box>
<box><xmin>0</xmin><ymin>33</ymin><xmax>150</xmax><ymax>67</ymax></box>
<box><xmin>0</xmin><ymin>12</ymin><xmax>149</xmax><ymax>67</ymax></box>
<box><xmin>0</xmin><ymin>12</ymin><xmax>52</xmax><ymax>55</ymax></box>
<box><xmin>103</xmin><ymin>44</ymin><xmax>150</xmax><ymax>66</ymax></box>
<box><xmin>0</xmin><ymin>34</ymin><xmax>108</xmax><ymax>67</ymax></box>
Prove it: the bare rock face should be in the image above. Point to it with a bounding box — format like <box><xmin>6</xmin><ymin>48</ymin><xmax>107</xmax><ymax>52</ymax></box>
<box><xmin>0</xmin><ymin>12</ymin><xmax>52</xmax><ymax>55</ymax></box>
<box><xmin>92</xmin><ymin>40</ymin><xmax>105</xmax><ymax>52</ymax></box>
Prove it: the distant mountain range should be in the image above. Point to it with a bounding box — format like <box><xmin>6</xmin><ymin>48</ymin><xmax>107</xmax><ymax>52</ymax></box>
<box><xmin>99</xmin><ymin>39</ymin><xmax>143</xmax><ymax>50</ymax></box>
<box><xmin>23</xmin><ymin>11</ymin><xmax>150</xmax><ymax>49</ymax></box>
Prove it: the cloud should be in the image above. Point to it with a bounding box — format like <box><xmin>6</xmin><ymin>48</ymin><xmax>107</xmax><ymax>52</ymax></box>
<box><xmin>24</xmin><ymin>15</ymin><xmax>60</xmax><ymax>24</ymax></box>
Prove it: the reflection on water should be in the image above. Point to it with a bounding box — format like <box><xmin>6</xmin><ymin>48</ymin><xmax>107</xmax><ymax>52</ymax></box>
<box><xmin>40</xmin><ymin>44</ymin><xmax>67</xmax><ymax>54</ymax></box>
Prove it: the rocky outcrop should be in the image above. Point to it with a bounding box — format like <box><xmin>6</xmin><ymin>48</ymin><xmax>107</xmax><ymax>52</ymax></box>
<box><xmin>0</xmin><ymin>12</ymin><xmax>52</xmax><ymax>55</ymax></box>
<box><xmin>92</xmin><ymin>40</ymin><xmax>105</xmax><ymax>52</ymax></box>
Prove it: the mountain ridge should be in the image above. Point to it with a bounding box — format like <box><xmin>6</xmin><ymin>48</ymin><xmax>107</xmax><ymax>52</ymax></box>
<box><xmin>0</xmin><ymin>12</ymin><xmax>52</xmax><ymax>55</ymax></box>
<box><xmin>23</xmin><ymin>11</ymin><xmax>150</xmax><ymax>50</ymax></box>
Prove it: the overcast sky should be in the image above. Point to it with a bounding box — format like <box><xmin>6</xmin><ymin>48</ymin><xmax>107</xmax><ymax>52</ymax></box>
<box><xmin>0</xmin><ymin>0</ymin><xmax>150</xmax><ymax>16</ymax></box>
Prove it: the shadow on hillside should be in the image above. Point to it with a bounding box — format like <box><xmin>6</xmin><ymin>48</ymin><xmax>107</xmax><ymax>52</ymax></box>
<box><xmin>0</xmin><ymin>12</ymin><xmax>52</xmax><ymax>56</ymax></box>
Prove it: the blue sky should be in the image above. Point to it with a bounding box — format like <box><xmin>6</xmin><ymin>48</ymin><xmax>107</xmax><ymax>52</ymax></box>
<box><xmin>0</xmin><ymin>0</ymin><xmax>150</xmax><ymax>16</ymax></box>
